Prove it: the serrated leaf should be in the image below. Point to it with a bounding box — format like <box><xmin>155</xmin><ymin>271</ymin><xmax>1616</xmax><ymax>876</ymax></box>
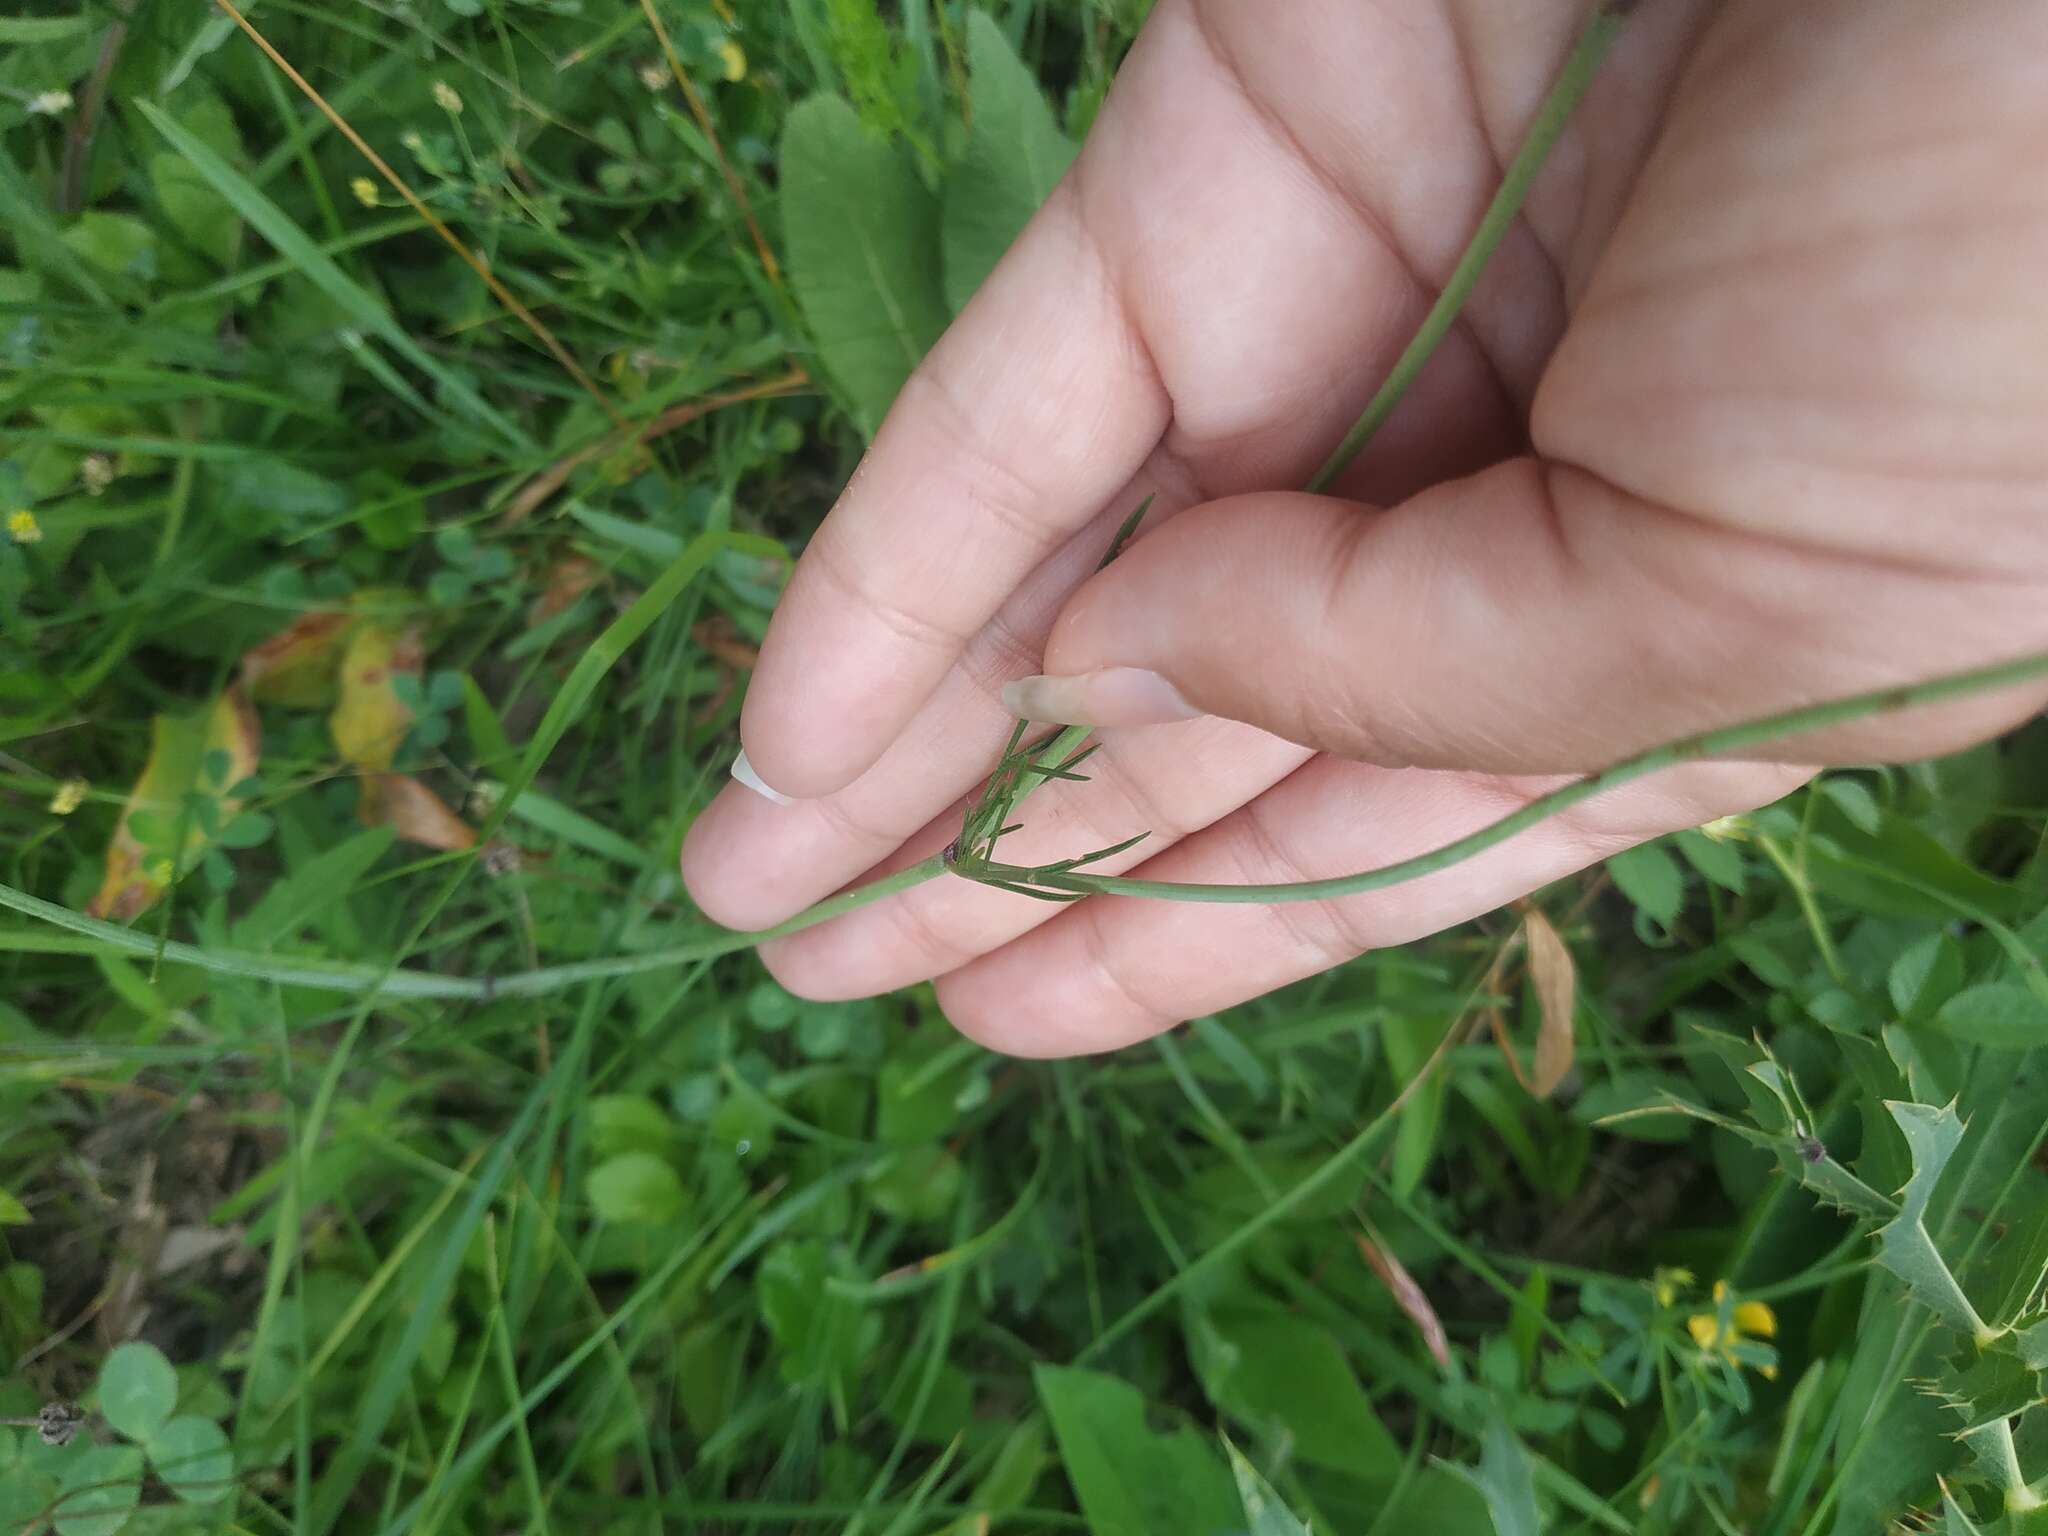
<box><xmin>1224</xmin><ymin>1435</ymin><xmax>1314</xmax><ymax>1536</ymax></box>
<box><xmin>940</xmin><ymin>11</ymin><xmax>1077</xmax><ymax>311</ymax></box>
<box><xmin>1876</xmin><ymin>1100</ymin><xmax>1991</xmax><ymax>1339</ymax></box>
<box><xmin>1929</xmin><ymin>1343</ymin><xmax>2047</xmax><ymax>1436</ymax></box>
<box><xmin>781</xmin><ymin>95</ymin><xmax>950</xmax><ymax>436</ymax></box>
<box><xmin>89</xmin><ymin>688</ymin><xmax>260</xmax><ymax>920</ymax></box>
<box><xmin>1035</xmin><ymin>1364</ymin><xmax>1241</xmax><ymax>1536</ymax></box>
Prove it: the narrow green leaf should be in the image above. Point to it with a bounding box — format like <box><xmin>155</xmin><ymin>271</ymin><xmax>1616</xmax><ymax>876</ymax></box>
<box><xmin>134</xmin><ymin>101</ymin><xmax>530</xmax><ymax>453</ymax></box>
<box><xmin>1448</xmin><ymin>1417</ymin><xmax>1543</xmax><ymax>1536</ymax></box>
<box><xmin>1224</xmin><ymin>1435</ymin><xmax>1314</xmax><ymax>1536</ymax></box>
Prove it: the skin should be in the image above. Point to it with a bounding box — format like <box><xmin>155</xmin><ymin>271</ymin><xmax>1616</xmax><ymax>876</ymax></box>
<box><xmin>683</xmin><ymin>0</ymin><xmax>2048</xmax><ymax>1057</ymax></box>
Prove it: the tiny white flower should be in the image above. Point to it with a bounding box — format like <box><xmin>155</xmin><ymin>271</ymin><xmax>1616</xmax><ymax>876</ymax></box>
<box><xmin>431</xmin><ymin>80</ymin><xmax>463</xmax><ymax>114</ymax></box>
<box><xmin>26</xmin><ymin>90</ymin><xmax>74</xmax><ymax>116</ymax></box>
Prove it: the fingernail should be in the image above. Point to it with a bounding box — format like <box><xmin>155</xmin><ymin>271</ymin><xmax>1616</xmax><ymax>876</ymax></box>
<box><xmin>730</xmin><ymin>749</ymin><xmax>797</xmax><ymax>806</ymax></box>
<box><xmin>1001</xmin><ymin>668</ymin><xmax>1201</xmax><ymax>728</ymax></box>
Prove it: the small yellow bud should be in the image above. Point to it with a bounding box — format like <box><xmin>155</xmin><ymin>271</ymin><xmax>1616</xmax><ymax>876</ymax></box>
<box><xmin>717</xmin><ymin>40</ymin><xmax>746</xmax><ymax>83</ymax></box>
<box><xmin>48</xmin><ymin>779</ymin><xmax>89</xmax><ymax>816</ymax></box>
<box><xmin>1698</xmin><ymin>814</ymin><xmax>1750</xmax><ymax>843</ymax></box>
<box><xmin>431</xmin><ymin>80</ymin><xmax>464</xmax><ymax>114</ymax></box>
<box><xmin>7</xmin><ymin>510</ymin><xmax>42</xmax><ymax>545</ymax></box>
<box><xmin>351</xmin><ymin>177</ymin><xmax>380</xmax><ymax>208</ymax></box>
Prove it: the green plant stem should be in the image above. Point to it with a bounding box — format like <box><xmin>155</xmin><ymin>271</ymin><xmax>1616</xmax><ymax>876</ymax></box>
<box><xmin>10</xmin><ymin>651</ymin><xmax>2048</xmax><ymax>997</ymax></box>
<box><xmin>983</xmin><ymin>650</ymin><xmax>2048</xmax><ymax>903</ymax></box>
<box><xmin>1303</xmin><ymin>0</ymin><xmax>1625</xmax><ymax>494</ymax></box>
<box><xmin>0</xmin><ymin>854</ymin><xmax>946</xmax><ymax>1002</ymax></box>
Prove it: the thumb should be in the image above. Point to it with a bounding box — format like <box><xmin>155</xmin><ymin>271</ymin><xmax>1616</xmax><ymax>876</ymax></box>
<box><xmin>1003</xmin><ymin>462</ymin><xmax>2048</xmax><ymax>772</ymax></box>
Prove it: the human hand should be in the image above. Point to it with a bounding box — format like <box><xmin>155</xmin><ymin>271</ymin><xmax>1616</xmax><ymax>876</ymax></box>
<box><xmin>682</xmin><ymin>0</ymin><xmax>2048</xmax><ymax>1056</ymax></box>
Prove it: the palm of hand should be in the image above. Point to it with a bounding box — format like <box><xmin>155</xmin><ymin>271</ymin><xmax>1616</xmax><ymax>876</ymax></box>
<box><xmin>684</xmin><ymin>0</ymin><xmax>2048</xmax><ymax>1054</ymax></box>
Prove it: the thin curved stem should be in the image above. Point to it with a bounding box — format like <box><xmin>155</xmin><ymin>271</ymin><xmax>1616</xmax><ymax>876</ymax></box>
<box><xmin>0</xmin><ymin>855</ymin><xmax>947</xmax><ymax>1003</ymax></box>
<box><xmin>1303</xmin><ymin>0</ymin><xmax>1625</xmax><ymax>494</ymax></box>
<box><xmin>968</xmin><ymin>650</ymin><xmax>2048</xmax><ymax>904</ymax></box>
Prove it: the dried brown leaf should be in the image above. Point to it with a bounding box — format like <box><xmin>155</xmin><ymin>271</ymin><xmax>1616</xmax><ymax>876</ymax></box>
<box><xmin>89</xmin><ymin>687</ymin><xmax>261</xmax><ymax>920</ymax></box>
<box><xmin>1356</xmin><ymin>1225</ymin><xmax>1450</xmax><ymax>1370</ymax></box>
<box><xmin>360</xmin><ymin>773</ymin><xmax>476</xmax><ymax>851</ymax></box>
<box><xmin>240</xmin><ymin>610</ymin><xmax>354</xmax><ymax>707</ymax></box>
<box><xmin>1524</xmin><ymin>908</ymin><xmax>1577</xmax><ymax>1097</ymax></box>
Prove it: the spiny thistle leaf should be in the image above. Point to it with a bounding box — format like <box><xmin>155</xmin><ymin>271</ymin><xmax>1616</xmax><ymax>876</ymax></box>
<box><xmin>1928</xmin><ymin>1344</ymin><xmax>2048</xmax><ymax>1438</ymax></box>
<box><xmin>1878</xmin><ymin>1100</ymin><xmax>1994</xmax><ymax>1342</ymax></box>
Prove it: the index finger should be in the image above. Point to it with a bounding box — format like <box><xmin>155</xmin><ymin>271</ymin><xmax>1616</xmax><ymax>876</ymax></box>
<box><xmin>739</xmin><ymin>174</ymin><xmax>1168</xmax><ymax>799</ymax></box>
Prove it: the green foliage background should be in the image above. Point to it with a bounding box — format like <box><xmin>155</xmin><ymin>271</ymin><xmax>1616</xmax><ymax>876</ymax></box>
<box><xmin>5</xmin><ymin>2</ymin><xmax>2048</xmax><ymax>1533</ymax></box>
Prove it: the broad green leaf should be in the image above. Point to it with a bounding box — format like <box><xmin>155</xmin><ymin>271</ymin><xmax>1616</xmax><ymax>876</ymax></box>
<box><xmin>1194</xmin><ymin>1309</ymin><xmax>1401</xmax><ymax>1482</ymax></box>
<box><xmin>145</xmin><ymin>1415</ymin><xmax>233</xmax><ymax>1504</ymax></box>
<box><xmin>0</xmin><ymin>1187</ymin><xmax>26</xmax><ymax>1224</ymax></box>
<box><xmin>757</xmin><ymin>1239</ymin><xmax>871</xmax><ymax>1391</ymax></box>
<box><xmin>151</xmin><ymin>153</ymin><xmax>241</xmax><ymax>269</ymax></box>
<box><xmin>781</xmin><ymin>95</ymin><xmax>950</xmax><ymax>436</ymax></box>
<box><xmin>1674</xmin><ymin>827</ymin><xmax>1746</xmax><ymax>894</ymax></box>
<box><xmin>586</xmin><ymin>1096</ymin><xmax>676</xmax><ymax>1160</ymax></box>
<box><xmin>1035</xmin><ymin>1365</ymin><xmax>1240</xmax><ymax>1536</ymax></box>
<box><xmin>1932</xmin><ymin>984</ymin><xmax>2048</xmax><ymax>1050</ymax></box>
<box><xmin>60</xmin><ymin>214</ymin><xmax>158</xmax><ymax>286</ymax></box>
<box><xmin>98</xmin><ymin>1342</ymin><xmax>179</xmax><ymax>1442</ymax></box>
<box><xmin>1448</xmin><ymin>1418</ymin><xmax>1542</xmax><ymax>1536</ymax></box>
<box><xmin>1891</xmin><ymin>933</ymin><xmax>1966</xmax><ymax>1024</ymax></box>
<box><xmin>585</xmin><ymin>1152</ymin><xmax>687</xmax><ymax>1226</ymax></box>
<box><xmin>1875</xmin><ymin>1100</ymin><xmax>1990</xmax><ymax>1339</ymax></box>
<box><xmin>940</xmin><ymin>11</ymin><xmax>1077</xmax><ymax>311</ymax></box>
<box><xmin>53</xmin><ymin>1444</ymin><xmax>141</xmax><ymax>1536</ymax></box>
<box><xmin>1605</xmin><ymin>842</ymin><xmax>1683</xmax><ymax>928</ymax></box>
<box><xmin>1224</xmin><ymin>1435</ymin><xmax>1314</xmax><ymax>1536</ymax></box>
<box><xmin>88</xmin><ymin>689</ymin><xmax>260</xmax><ymax>920</ymax></box>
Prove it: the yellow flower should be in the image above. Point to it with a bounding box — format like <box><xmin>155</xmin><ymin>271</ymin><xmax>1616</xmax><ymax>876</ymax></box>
<box><xmin>48</xmin><ymin>779</ymin><xmax>89</xmax><ymax>816</ymax></box>
<box><xmin>1652</xmin><ymin>1266</ymin><xmax>1695</xmax><ymax>1308</ymax></box>
<box><xmin>351</xmin><ymin>177</ymin><xmax>379</xmax><ymax>208</ymax></box>
<box><xmin>717</xmin><ymin>39</ymin><xmax>746</xmax><ymax>83</ymax></box>
<box><xmin>7</xmin><ymin>509</ymin><xmax>42</xmax><ymax>545</ymax></box>
<box><xmin>1688</xmin><ymin>1280</ymin><xmax>1778</xmax><ymax>1378</ymax></box>
<box><xmin>431</xmin><ymin>80</ymin><xmax>464</xmax><ymax>114</ymax></box>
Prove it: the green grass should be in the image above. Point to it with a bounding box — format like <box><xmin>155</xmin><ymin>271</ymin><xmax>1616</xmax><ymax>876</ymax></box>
<box><xmin>6</xmin><ymin>3</ymin><xmax>2048</xmax><ymax>1535</ymax></box>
